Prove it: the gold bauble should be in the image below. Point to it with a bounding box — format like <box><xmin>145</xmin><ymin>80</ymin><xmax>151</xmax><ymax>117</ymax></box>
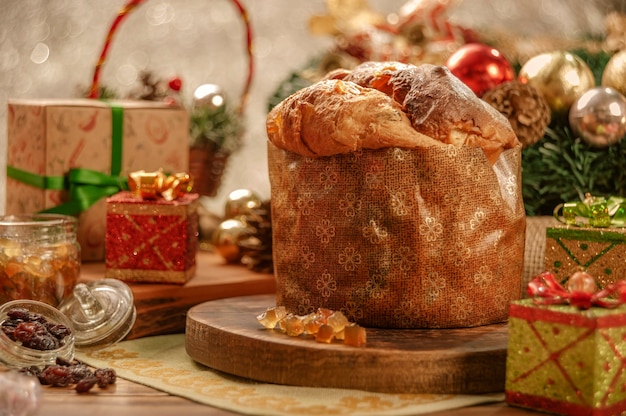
<box><xmin>518</xmin><ymin>51</ymin><xmax>596</xmax><ymax>114</ymax></box>
<box><xmin>212</xmin><ymin>218</ymin><xmax>251</xmax><ymax>263</ymax></box>
<box><xmin>224</xmin><ymin>189</ymin><xmax>262</xmax><ymax>219</ymax></box>
<box><xmin>602</xmin><ymin>49</ymin><xmax>626</xmax><ymax>97</ymax></box>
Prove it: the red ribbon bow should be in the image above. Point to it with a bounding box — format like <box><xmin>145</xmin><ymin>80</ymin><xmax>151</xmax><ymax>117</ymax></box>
<box><xmin>527</xmin><ymin>271</ymin><xmax>626</xmax><ymax>310</ymax></box>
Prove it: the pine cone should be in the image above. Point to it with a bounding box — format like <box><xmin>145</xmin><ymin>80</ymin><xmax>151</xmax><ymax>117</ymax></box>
<box><xmin>482</xmin><ymin>81</ymin><xmax>551</xmax><ymax>147</ymax></box>
<box><xmin>237</xmin><ymin>200</ymin><xmax>273</xmax><ymax>273</ymax></box>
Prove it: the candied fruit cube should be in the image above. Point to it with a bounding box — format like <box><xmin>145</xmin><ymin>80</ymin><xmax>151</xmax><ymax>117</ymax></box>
<box><xmin>344</xmin><ymin>324</ymin><xmax>367</xmax><ymax>347</ymax></box>
<box><xmin>302</xmin><ymin>313</ymin><xmax>322</xmax><ymax>335</ymax></box>
<box><xmin>335</xmin><ymin>329</ymin><xmax>345</xmax><ymax>340</ymax></box>
<box><xmin>327</xmin><ymin>311</ymin><xmax>349</xmax><ymax>333</ymax></box>
<box><xmin>315</xmin><ymin>324</ymin><xmax>335</xmax><ymax>343</ymax></box>
<box><xmin>282</xmin><ymin>314</ymin><xmax>305</xmax><ymax>337</ymax></box>
<box><xmin>256</xmin><ymin>306</ymin><xmax>287</xmax><ymax>329</ymax></box>
<box><xmin>316</xmin><ymin>308</ymin><xmax>333</xmax><ymax>324</ymax></box>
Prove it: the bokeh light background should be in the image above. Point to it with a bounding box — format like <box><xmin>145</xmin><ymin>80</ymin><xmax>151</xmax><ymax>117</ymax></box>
<box><xmin>0</xmin><ymin>0</ymin><xmax>618</xmax><ymax>214</ymax></box>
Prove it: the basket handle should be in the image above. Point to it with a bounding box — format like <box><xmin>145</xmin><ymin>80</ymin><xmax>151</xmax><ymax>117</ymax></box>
<box><xmin>88</xmin><ymin>0</ymin><xmax>254</xmax><ymax>115</ymax></box>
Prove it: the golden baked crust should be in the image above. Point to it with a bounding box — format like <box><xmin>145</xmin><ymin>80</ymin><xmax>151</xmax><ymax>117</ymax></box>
<box><xmin>267</xmin><ymin>62</ymin><xmax>518</xmax><ymax>163</ymax></box>
<box><xmin>266</xmin><ymin>79</ymin><xmax>442</xmax><ymax>157</ymax></box>
<box><xmin>402</xmin><ymin>64</ymin><xmax>518</xmax><ymax>164</ymax></box>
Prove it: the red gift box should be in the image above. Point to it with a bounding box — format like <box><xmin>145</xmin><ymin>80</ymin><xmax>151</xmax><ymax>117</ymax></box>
<box><xmin>105</xmin><ymin>191</ymin><xmax>199</xmax><ymax>284</ymax></box>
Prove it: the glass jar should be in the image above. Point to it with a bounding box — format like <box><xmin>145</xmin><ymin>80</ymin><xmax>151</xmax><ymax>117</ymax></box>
<box><xmin>0</xmin><ymin>214</ymin><xmax>80</xmax><ymax>307</ymax></box>
<box><xmin>0</xmin><ymin>299</ymin><xmax>75</xmax><ymax>368</ymax></box>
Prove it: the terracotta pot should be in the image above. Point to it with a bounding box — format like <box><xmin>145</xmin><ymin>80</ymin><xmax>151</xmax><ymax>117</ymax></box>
<box><xmin>188</xmin><ymin>146</ymin><xmax>229</xmax><ymax>197</ymax></box>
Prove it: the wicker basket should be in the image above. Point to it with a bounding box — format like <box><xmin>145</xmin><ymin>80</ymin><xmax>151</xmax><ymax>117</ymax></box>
<box><xmin>88</xmin><ymin>0</ymin><xmax>254</xmax><ymax>197</ymax></box>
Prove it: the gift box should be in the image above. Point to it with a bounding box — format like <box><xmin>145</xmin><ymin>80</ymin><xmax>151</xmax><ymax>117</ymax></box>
<box><xmin>104</xmin><ymin>191</ymin><xmax>199</xmax><ymax>284</ymax></box>
<box><xmin>5</xmin><ymin>99</ymin><xmax>189</xmax><ymax>261</ymax></box>
<box><xmin>545</xmin><ymin>226</ymin><xmax>626</xmax><ymax>289</ymax></box>
<box><xmin>505</xmin><ymin>273</ymin><xmax>626</xmax><ymax>416</ymax></box>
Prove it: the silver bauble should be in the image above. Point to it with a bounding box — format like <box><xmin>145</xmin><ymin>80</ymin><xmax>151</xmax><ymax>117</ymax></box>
<box><xmin>193</xmin><ymin>83</ymin><xmax>226</xmax><ymax>110</ymax></box>
<box><xmin>569</xmin><ymin>87</ymin><xmax>626</xmax><ymax>148</ymax></box>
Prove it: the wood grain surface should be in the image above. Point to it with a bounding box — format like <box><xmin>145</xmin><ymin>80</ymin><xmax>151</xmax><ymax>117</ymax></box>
<box><xmin>185</xmin><ymin>294</ymin><xmax>509</xmax><ymax>395</ymax></box>
<box><xmin>81</xmin><ymin>251</ymin><xmax>276</xmax><ymax>339</ymax></box>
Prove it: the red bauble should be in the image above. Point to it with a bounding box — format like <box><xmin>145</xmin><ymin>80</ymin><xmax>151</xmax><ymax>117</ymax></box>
<box><xmin>445</xmin><ymin>43</ymin><xmax>515</xmax><ymax>97</ymax></box>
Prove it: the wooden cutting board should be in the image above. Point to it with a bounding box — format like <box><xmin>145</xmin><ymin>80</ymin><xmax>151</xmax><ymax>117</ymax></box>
<box><xmin>80</xmin><ymin>252</ymin><xmax>275</xmax><ymax>339</ymax></box>
<box><xmin>185</xmin><ymin>294</ymin><xmax>509</xmax><ymax>394</ymax></box>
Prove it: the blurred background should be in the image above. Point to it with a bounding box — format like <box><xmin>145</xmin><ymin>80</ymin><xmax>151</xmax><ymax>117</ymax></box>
<box><xmin>0</xmin><ymin>0</ymin><xmax>623</xmax><ymax>215</ymax></box>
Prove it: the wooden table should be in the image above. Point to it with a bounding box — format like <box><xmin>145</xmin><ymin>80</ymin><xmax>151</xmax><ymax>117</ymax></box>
<box><xmin>11</xmin><ymin>251</ymin><xmax>540</xmax><ymax>415</ymax></box>
<box><xmin>36</xmin><ymin>378</ymin><xmax>539</xmax><ymax>415</ymax></box>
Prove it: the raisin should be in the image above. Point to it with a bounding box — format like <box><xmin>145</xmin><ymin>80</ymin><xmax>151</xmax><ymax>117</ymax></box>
<box><xmin>46</xmin><ymin>323</ymin><xmax>71</xmax><ymax>340</ymax></box>
<box><xmin>55</xmin><ymin>357</ymin><xmax>77</xmax><ymax>367</ymax></box>
<box><xmin>69</xmin><ymin>364</ymin><xmax>94</xmax><ymax>383</ymax></box>
<box><xmin>6</xmin><ymin>307</ymin><xmax>31</xmax><ymax>320</ymax></box>
<box><xmin>94</xmin><ymin>368</ymin><xmax>117</xmax><ymax>388</ymax></box>
<box><xmin>13</xmin><ymin>322</ymin><xmax>47</xmax><ymax>343</ymax></box>
<box><xmin>1</xmin><ymin>324</ymin><xmax>16</xmax><ymax>340</ymax></box>
<box><xmin>39</xmin><ymin>365</ymin><xmax>72</xmax><ymax>387</ymax></box>
<box><xmin>75</xmin><ymin>376</ymin><xmax>98</xmax><ymax>393</ymax></box>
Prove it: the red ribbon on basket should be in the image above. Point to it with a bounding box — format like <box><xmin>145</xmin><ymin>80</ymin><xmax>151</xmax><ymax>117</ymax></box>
<box><xmin>527</xmin><ymin>271</ymin><xmax>626</xmax><ymax>310</ymax></box>
<box><xmin>88</xmin><ymin>0</ymin><xmax>254</xmax><ymax>115</ymax></box>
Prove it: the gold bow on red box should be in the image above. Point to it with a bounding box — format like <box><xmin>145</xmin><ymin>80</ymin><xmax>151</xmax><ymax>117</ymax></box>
<box><xmin>128</xmin><ymin>169</ymin><xmax>193</xmax><ymax>201</ymax></box>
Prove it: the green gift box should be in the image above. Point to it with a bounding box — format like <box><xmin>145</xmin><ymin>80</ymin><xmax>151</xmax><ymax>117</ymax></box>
<box><xmin>545</xmin><ymin>227</ymin><xmax>626</xmax><ymax>289</ymax></box>
<box><xmin>506</xmin><ymin>298</ymin><xmax>626</xmax><ymax>415</ymax></box>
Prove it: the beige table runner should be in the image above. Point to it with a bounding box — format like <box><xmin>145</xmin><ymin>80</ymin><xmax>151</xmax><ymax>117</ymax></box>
<box><xmin>77</xmin><ymin>334</ymin><xmax>504</xmax><ymax>416</ymax></box>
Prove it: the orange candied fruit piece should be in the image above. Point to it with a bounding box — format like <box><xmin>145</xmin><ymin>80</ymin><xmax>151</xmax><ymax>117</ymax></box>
<box><xmin>281</xmin><ymin>314</ymin><xmax>305</xmax><ymax>337</ymax></box>
<box><xmin>315</xmin><ymin>324</ymin><xmax>335</xmax><ymax>344</ymax></box>
<box><xmin>316</xmin><ymin>308</ymin><xmax>333</xmax><ymax>324</ymax></box>
<box><xmin>344</xmin><ymin>323</ymin><xmax>367</xmax><ymax>347</ymax></box>
<box><xmin>256</xmin><ymin>306</ymin><xmax>287</xmax><ymax>329</ymax></box>
<box><xmin>327</xmin><ymin>311</ymin><xmax>349</xmax><ymax>333</ymax></box>
<box><xmin>302</xmin><ymin>313</ymin><xmax>323</xmax><ymax>335</ymax></box>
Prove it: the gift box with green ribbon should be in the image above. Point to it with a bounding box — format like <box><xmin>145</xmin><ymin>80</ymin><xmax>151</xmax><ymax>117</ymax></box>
<box><xmin>506</xmin><ymin>271</ymin><xmax>626</xmax><ymax>415</ymax></box>
<box><xmin>5</xmin><ymin>99</ymin><xmax>189</xmax><ymax>261</ymax></box>
<box><xmin>545</xmin><ymin>194</ymin><xmax>626</xmax><ymax>289</ymax></box>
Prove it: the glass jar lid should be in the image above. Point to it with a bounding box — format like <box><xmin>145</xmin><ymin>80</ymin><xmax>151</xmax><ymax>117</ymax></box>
<box><xmin>58</xmin><ymin>279</ymin><xmax>137</xmax><ymax>350</ymax></box>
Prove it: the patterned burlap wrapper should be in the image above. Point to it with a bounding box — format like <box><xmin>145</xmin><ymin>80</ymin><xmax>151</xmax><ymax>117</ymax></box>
<box><xmin>268</xmin><ymin>141</ymin><xmax>526</xmax><ymax>329</ymax></box>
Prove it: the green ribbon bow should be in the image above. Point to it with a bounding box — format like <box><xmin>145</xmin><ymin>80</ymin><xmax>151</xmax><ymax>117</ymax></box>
<box><xmin>554</xmin><ymin>194</ymin><xmax>626</xmax><ymax>228</ymax></box>
<box><xmin>42</xmin><ymin>168</ymin><xmax>128</xmax><ymax>216</ymax></box>
<box><xmin>6</xmin><ymin>103</ymin><xmax>127</xmax><ymax>215</ymax></box>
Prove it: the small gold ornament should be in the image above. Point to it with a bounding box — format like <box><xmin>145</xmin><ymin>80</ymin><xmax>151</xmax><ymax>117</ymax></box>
<box><xmin>224</xmin><ymin>189</ymin><xmax>263</xmax><ymax>219</ymax></box>
<box><xmin>518</xmin><ymin>51</ymin><xmax>595</xmax><ymax>114</ymax></box>
<box><xmin>602</xmin><ymin>49</ymin><xmax>626</xmax><ymax>97</ymax></box>
<box><xmin>212</xmin><ymin>217</ymin><xmax>251</xmax><ymax>263</ymax></box>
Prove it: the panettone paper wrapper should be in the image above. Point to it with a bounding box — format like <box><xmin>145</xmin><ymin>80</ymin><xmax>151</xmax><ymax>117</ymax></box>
<box><xmin>268</xmin><ymin>142</ymin><xmax>526</xmax><ymax>328</ymax></box>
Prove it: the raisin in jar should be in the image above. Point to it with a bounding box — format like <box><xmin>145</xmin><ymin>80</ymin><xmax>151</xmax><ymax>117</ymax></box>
<box><xmin>0</xmin><ymin>214</ymin><xmax>80</xmax><ymax>307</ymax></box>
<box><xmin>0</xmin><ymin>299</ymin><xmax>75</xmax><ymax>368</ymax></box>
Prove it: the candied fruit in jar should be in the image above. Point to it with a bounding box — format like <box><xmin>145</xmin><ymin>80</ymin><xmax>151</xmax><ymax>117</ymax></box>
<box><xmin>315</xmin><ymin>324</ymin><xmax>335</xmax><ymax>344</ymax></box>
<box><xmin>0</xmin><ymin>215</ymin><xmax>80</xmax><ymax>307</ymax></box>
<box><xmin>344</xmin><ymin>324</ymin><xmax>367</xmax><ymax>347</ymax></box>
<box><xmin>256</xmin><ymin>306</ymin><xmax>287</xmax><ymax>329</ymax></box>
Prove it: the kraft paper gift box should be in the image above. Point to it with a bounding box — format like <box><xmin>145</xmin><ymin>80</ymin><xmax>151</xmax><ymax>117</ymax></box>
<box><xmin>506</xmin><ymin>273</ymin><xmax>626</xmax><ymax>415</ymax></box>
<box><xmin>104</xmin><ymin>191</ymin><xmax>199</xmax><ymax>284</ymax></box>
<box><xmin>5</xmin><ymin>99</ymin><xmax>189</xmax><ymax>261</ymax></box>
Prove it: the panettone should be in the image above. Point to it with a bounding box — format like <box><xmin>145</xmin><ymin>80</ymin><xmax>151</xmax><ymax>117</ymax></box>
<box><xmin>266</xmin><ymin>62</ymin><xmax>526</xmax><ymax>329</ymax></box>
